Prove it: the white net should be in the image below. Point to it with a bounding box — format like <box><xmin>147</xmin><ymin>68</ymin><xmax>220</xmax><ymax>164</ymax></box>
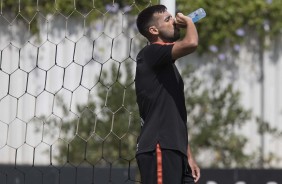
<box><xmin>0</xmin><ymin>0</ymin><xmax>158</xmax><ymax>183</ymax></box>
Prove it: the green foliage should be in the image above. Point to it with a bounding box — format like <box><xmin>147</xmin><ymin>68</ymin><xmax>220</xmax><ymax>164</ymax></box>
<box><xmin>54</xmin><ymin>60</ymin><xmax>140</xmax><ymax>166</ymax></box>
<box><xmin>256</xmin><ymin>117</ymin><xmax>282</xmax><ymax>138</ymax></box>
<box><xmin>0</xmin><ymin>0</ymin><xmax>158</xmax><ymax>24</ymax></box>
<box><xmin>177</xmin><ymin>0</ymin><xmax>282</xmax><ymax>167</ymax></box>
<box><xmin>2</xmin><ymin>0</ymin><xmax>282</xmax><ymax>51</ymax></box>
<box><xmin>177</xmin><ymin>0</ymin><xmax>282</xmax><ymax>53</ymax></box>
<box><xmin>183</xmin><ymin>66</ymin><xmax>254</xmax><ymax>168</ymax></box>
<box><xmin>0</xmin><ymin>0</ymin><xmax>158</xmax><ymax>35</ymax></box>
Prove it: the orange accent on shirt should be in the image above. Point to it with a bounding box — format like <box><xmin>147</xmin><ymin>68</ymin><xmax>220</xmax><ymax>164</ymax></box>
<box><xmin>152</xmin><ymin>42</ymin><xmax>175</xmax><ymax>45</ymax></box>
<box><xmin>156</xmin><ymin>144</ymin><xmax>163</xmax><ymax>184</ymax></box>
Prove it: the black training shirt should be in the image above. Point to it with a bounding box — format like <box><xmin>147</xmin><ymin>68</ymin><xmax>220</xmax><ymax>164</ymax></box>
<box><xmin>135</xmin><ymin>42</ymin><xmax>188</xmax><ymax>156</ymax></box>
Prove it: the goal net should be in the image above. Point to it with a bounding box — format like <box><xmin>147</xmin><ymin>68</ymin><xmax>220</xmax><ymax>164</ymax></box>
<box><xmin>0</xmin><ymin>0</ymin><xmax>157</xmax><ymax>183</ymax></box>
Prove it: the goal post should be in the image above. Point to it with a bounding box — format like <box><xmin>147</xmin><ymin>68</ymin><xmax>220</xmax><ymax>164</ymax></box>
<box><xmin>160</xmin><ymin>0</ymin><xmax>175</xmax><ymax>17</ymax></box>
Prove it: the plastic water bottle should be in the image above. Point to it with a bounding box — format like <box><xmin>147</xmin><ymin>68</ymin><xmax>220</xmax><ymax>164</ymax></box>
<box><xmin>188</xmin><ymin>8</ymin><xmax>206</xmax><ymax>23</ymax></box>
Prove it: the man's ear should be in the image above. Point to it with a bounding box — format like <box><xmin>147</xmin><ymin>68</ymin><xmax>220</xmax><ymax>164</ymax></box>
<box><xmin>148</xmin><ymin>26</ymin><xmax>159</xmax><ymax>35</ymax></box>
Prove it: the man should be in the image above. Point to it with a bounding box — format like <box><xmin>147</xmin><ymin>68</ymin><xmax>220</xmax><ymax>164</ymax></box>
<box><xmin>135</xmin><ymin>4</ymin><xmax>200</xmax><ymax>184</ymax></box>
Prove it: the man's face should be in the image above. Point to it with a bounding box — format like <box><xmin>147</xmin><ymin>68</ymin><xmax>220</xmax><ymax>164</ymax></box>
<box><xmin>153</xmin><ymin>11</ymin><xmax>180</xmax><ymax>42</ymax></box>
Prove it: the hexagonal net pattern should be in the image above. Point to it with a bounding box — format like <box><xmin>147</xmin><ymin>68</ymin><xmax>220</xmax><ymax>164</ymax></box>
<box><xmin>0</xmin><ymin>0</ymin><xmax>157</xmax><ymax>183</ymax></box>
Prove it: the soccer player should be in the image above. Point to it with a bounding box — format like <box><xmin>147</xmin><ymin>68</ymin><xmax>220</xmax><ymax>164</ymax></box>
<box><xmin>135</xmin><ymin>4</ymin><xmax>200</xmax><ymax>184</ymax></box>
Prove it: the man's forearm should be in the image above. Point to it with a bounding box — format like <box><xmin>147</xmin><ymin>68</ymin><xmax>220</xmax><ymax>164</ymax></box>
<box><xmin>187</xmin><ymin>144</ymin><xmax>193</xmax><ymax>159</ymax></box>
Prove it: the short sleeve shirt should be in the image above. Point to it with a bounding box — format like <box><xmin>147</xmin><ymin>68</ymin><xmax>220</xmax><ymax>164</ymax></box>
<box><xmin>135</xmin><ymin>42</ymin><xmax>188</xmax><ymax>156</ymax></box>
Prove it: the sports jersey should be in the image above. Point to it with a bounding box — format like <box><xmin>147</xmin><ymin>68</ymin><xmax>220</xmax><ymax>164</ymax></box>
<box><xmin>135</xmin><ymin>42</ymin><xmax>188</xmax><ymax>156</ymax></box>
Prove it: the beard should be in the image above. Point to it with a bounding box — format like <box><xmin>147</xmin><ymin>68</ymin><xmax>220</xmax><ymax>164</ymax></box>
<box><xmin>159</xmin><ymin>27</ymin><xmax>180</xmax><ymax>42</ymax></box>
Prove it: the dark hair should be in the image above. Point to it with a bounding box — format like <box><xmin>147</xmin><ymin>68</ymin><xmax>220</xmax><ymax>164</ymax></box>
<box><xmin>136</xmin><ymin>5</ymin><xmax>167</xmax><ymax>40</ymax></box>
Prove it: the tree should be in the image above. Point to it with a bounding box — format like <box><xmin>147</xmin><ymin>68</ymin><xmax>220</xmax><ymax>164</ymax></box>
<box><xmin>54</xmin><ymin>60</ymin><xmax>140</xmax><ymax>166</ymax></box>
<box><xmin>177</xmin><ymin>0</ymin><xmax>282</xmax><ymax>167</ymax></box>
<box><xmin>183</xmin><ymin>65</ymin><xmax>253</xmax><ymax>168</ymax></box>
<box><xmin>177</xmin><ymin>0</ymin><xmax>282</xmax><ymax>54</ymax></box>
<box><xmin>0</xmin><ymin>0</ymin><xmax>158</xmax><ymax>34</ymax></box>
<box><xmin>182</xmin><ymin>64</ymin><xmax>282</xmax><ymax>168</ymax></box>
